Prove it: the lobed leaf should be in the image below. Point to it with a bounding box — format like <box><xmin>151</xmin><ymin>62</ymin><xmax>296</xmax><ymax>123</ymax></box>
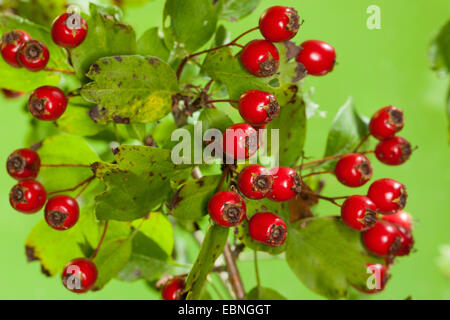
<box><xmin>218</xmin><ymin>0</ymin><xmax>262</xmax><ymax>22</ymax></box>
<box><xmin>429</xmin><ymin>19</ymin><xmax>450</xmax><ymax>76</ymax></box>
<box><xmin>137</xmin><ymin>27</ymin><xmax>170</xmax><ymax>61</ymax></box>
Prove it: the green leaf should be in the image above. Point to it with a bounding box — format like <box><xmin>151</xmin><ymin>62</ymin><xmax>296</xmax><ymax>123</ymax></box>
<box><xmin>286</xmin><ymin>217</ymin><xmax>384</xmax><ymax>299</ymax></box>
<box><xmin>213</xmin><ymin>25</ymin><xmax>230</xmax><ymax>47</ymax></box>
<box><xmin>137</xmin><ymin>27</ymin><xmax>170</xmax><ymax>61</ymax></box>
<box><xmin>7</xmin><ymin>0</ymin><xmax>67</xmax><ymax>27</ymax></box>
<box><xmin>219</xmin><ymin>0</ymin><xmax>262</xmax><ymax>21</ymax></box>
<box><xmin>81</xmin><ymin>55</ymin><xmax>178</xmax><ymax>124</ymax></box>
<box><xmin>57</xmin><ymin>103</ymin><xmax>106</xmax><ymax>137</ymax></box>
<box><xmin>430</xmin><ymin>19</ymin><xmax>450</xmax><ymax>76</ymax></box>
<box><xmin>245</xmin><ymin>286</ymin><xmax>287</xmax><ymax>300</ymax></box>
<box><xmin>198</xmin><ymin>107</ymin><xmax>233</xmax><ymax>133</ymax></box>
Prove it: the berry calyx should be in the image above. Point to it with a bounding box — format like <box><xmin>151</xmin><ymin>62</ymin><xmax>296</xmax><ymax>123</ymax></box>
<box><xmin>296</xmin><ymin>40</ymin><xmax>336</xmax><ymax>76</ymax></box>
<box><xmin>161</xmin><ymin>278</ymin><xmax>186</xmax><ymax>300</ymax></box>
<box><xmin>62</xmin><ymin>258</ymin><xmax>98</xmax><ymax>293</ymax></box>
<box><xmin>208</xmin><ymin>191</ymin><xmax>246</xmax><ymax>227</ymax></box>
<box><xmin>17</xmin><ymin>39</ymin><xmax>50</xmax><ymax>72</ymax></box>
<box><xmin>259</xmin><ymin>6</ymin><xmax>300</xmax><ymax>42</ymax></box>
<box><xmin>368</xmin><ymin>178</ymin><xmax>407</xmax><ymax>214</ymax></box>
<box><xmin>6</xmin><ymin>148</ymin><xmax>41</xmax><ymax>180</ymax></box>
<box><xmin>341</xmin><ymin>195</ymin><xmax>377</xmax><ymax>231</ymax></box>
<box><xmin>44</xmin><ymin>195</ymin><xmax>80</xmax><ymax>231</ymax></box>
<box><xmin>2</xmin><ymin>88</ymin><xmax>25</xmax><ymax>98</ymax></box>
<box><xmin>381</xmin><ymin>211</ymin><xmax>413</xmax><ymax>231</ymax></box>
<box><xmin>365</xmin><ymin>263</ymin><xmax>389</xmax><ymax>294</ymax></box>
<box><xmin>9</xmin><ymin>179</ymin><xmax>47</xmax><ymax>214</ymax></box>
<box><xmin>394</xmin><ymin>226</ymin><xmax>414</xmax><ymax>257</ymax></box>
<box><xmin>238</xmin><ymin>164</ymin><xmax>273</xmax><ymax>200</ymax></box>
<box><xmin>240</xmin><ymin>39</ymin><xmax>280</xmax><ymax>77</ymax></box>
<box><xmin>362</xmin><ymin>221</ymin><xmax>402</xmax><ymax>257</ymax></box>
<box><xmin>249</xmin><ymin>212</ymin><xmax>287</xmax><ymax>247</ymax></box>
<box><xmin>267</xmin><ymin>167</ymin><xmax>302</xmax><ymax>202</ymax></box>
<box><xmin>238</xmin><ymin>90</ymin><xmax>280</xmax><ymax>126</ymax></box>
<box><xmin>28</xmin><ymin>86</ymin><xmax>68</xmax><ymax>121</ymax></box>
<box><xmin>0</xmin><ymin>30</ymin><xmax>31</xmax><ymax>68</ymax></box>
<box><xmin>222</xmin><ymin>123</ymin><xmax>259</xmax><ymax>160</ymax></box>
<box><xmin>334</xmin><ymin>153</ymin><xmax>373</xmax><ymax>187</ymax></box>
<box><xmin>375</xmin><ymin>136</ymin><xmax>412</xmax><ymax>166</ymax></box>
<box><xmin>369</xmin><ymin>106</ymin><xmax>404</xmax><ymax>140</ymax></box>
<box><xmin>51</xmin><ymin>12</ymin><xmax>88</xmax><ymax>48</ymax></box>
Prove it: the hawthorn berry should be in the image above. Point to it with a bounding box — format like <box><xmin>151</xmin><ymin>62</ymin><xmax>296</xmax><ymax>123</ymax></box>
<box><xmin>208</xmin><ymin>191</ymin><xmax>246</xmax><ymax>227</ymax></box>
<box><xmin>365</xmin><ymin>263</ymin><xmax>389</xmax><ymax>294</ymax></box>
<box><xmin>395</xmin><ymin>226</ymin><xmax>414</xmax><ymax>257</ymax></box>
<box><xmin>238</xmin><ymin>90</ymin><xmax>280</xmax><ymax>126</ymax></box>
<box><xmin>6</xmin><ymin>148</ymin><xmax>41</xmax><ymax>180</ymax></box>
<box><xmin>9</xmin><ymin>179</ymin><xmax>47</xmax><ymax>214</ymax></box>
<box><xmin>334</xmin><ymin>153</ymin><xmax>373</xmax><ymax>187</ymax></box>
<box><xmin>369</xmin><ymin>106</ymin><xmax>404</xmax><ymax>140</ymax></box>
<box><xmin>222</xmin><ymin>123</ymin><xmax>259</xmax><ymax>160</ymax></box>
<box><xmin>162</xmin><ymin>278</ymin><xmax>186</xmax><ymax>300</ymax></box>
<box><xmin>296</xmin><ymin>40</ymin><xmax>336</xmax><ymax>76</ymax></box>
<box><xmin>45</xmin><ymin>195</ymin><xmax>80</xmax><ymax>231</ymax></box>
<box><xmin>249</xmin><ymin>212</ymin><xmax>287</xmax><ymax>247</ymax></box>
<box><xmin>238</xmin><ymin>164</ymin><xmax>273</xmax><ymax>200</ymax></box>
<box><xmin>17</xmin><ymin>39</ymin><xmax>50</xmax><ymax>72</ymax></box>
<box><xmin>375</xmin><ymin>136</ymin><xmax>412</xmax><ymax>166</ymax></box>
<box><xmin>267</xmin><ymin>167</ymin><xmax>301</xmax><ymax>202</ymax></box>
<box><xmin>240</xmin><ymin>39</ymin><xmax>280</xmax><ymax>77</ymax></box>
<box><xmin>259</xmin><ymin>6</ymin><xmax>300</xmax><ymax>42</ymax></box>
<box><xmin>362</xmin><ymin>221</ymin><xmax>402</xmax><ymax>257</ymax></box>
<box><xmin>341</xmin><ymin>195</ymin><xmax>377</xmax><ymax>231</ymax></box>
<box><xmin>62</xmin><ymin>258</ymin><xmax>98</xmax><ymax>293</ymax></box>
<box><xmin>381</xmin><ymin>211</ymin><xmax>413</xmax><ymax>231</ymax></box>
<box><xmin>28</xmin><ymin>86</ymin><xmax>68</xmax><ymax>121</ymax></box>
<box><xmin>51</xmin><ymin>12</ymin><xmax>88</xmax><ymax>48</ymax></box>
<box><xmin>2</xmin><ymin>88</ymin><xmax>25</xmax><ymax>98</ymax></box>
<box><xmin>368</xmin><ymin>178</ymin><xmax>407</xmax><ymax>214</ymax></box>
<box><xmin>0</xmin><ymin>30</ymin><xmax>31</xmax><ymax>68</ymax></box>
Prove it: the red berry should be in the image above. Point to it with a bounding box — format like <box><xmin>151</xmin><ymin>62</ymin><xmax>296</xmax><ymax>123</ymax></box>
<box><xmin>375</xmin><ymin>136</ymin><xmax>412</xmax><ymax>166</ymax></box>
<box><xmin>161</xmin><ymin>278</ymin><xmax>185</xmax><ymax>300</ymax></box>
<box><xmin>365</xmin><ymin>263</ymin><xmax>389</xmax><ymax>294</ymax></box>
<box><xmin>381</xmin><ymin>211</ymin><xmax>413</xmax><ymax>231</ymax></box>
<box><xmin>248</xmin><ymin>212</ymin><xmax>287</xmax><ymax>247</ymax></box>
<box><xmin>362</xmin><ymin>221</ymin><xmax>401</xmax><ymax>257</ymax></box>
<box><xmin>395</xmin><ymin>226</ymin><xmax>414</xmax><ymax>257</ymax></box>
<box><xmin>62</xmin><ymin>258</ymin><xmax>98</xmax><ymax>293</ymax></box>
<box><xmin>267</xmin><ymin>167</ymin><xmax>301</xmax><ymax>202</ymax></box>
<box><xmin>238</xmin><ymin>90</ymin><xmax>280</xmax><ymax>126</ymax></box>
<box><xmin>237</xmin><ymin>164</ymin><xmax>273</xmax><ymax>200</ymax></box>
<box><xmin>6</xmin><ymin>148</ymin><xmax>40</xmax><ymax>180</ymax></box>
<box><xmin>240</xmin><ymin>39</ymin><xmax>280</xmax><ymax>77</ymax></box>
<box><xmin>45</xmin><ymin>195</ymin><xmax>80</xmax><ymax>230</ymax></box>
<box><xmin>369</xmin><ymin>106</ymin><xmax>404</xmax><ymax>140</ymax></box>
<box><xmin>51</xmin><ymin>12</ymin><xmax>88</xmax><ymax>48</ymax></box>
<box><xmin>9</xmin><ymin>179</ymin><xmax>47</xmax><ymax>214</ymax></box>
<box><xmin>28</xmin><ymin>86</ymin><xmax>68</xmax><ymax>121</ymax></box>
<box><xmin>259</xmin><ymin>6</ymin><xmax>300</xmax><ymax>42</ymax></box>
<box><xmin>208</xmin><ymin>191</ymin><xmax>246</xmax><ymax>227</ymax></box>
<box><xmin>2</xmin><ymin>88</ymin><xmax>25</xmax><ymax>98</ymax></box>
<box><xmin>368</xmin><ymin>178</ymin><xmax>407</xmax><ymax>214</ymax></box>
<box><xmin>334</xmin><ymin>153</ymin><xmax>373</xmax><ymax>187</ymax></box>
<box><xmin>17</xmin><ymin>39</ymin><xmax>50</xmax><ymax>72</ymax></box>
<box><xmin>341</xmin><ymin>195</ymin><xmax>377</xmax><ymax>231</ymax></box>
<box><xmin>296</xmin><ymin>40</ymin><xmax>336</xmax><ymax>76</ymax></box>
<box><xmin>222</xmin><ymin>123</ymin><xmax>259</xmax><ymax>160</ymax></box>
<box><xmin>0</xmin><ymin>30</ymin><xmax>31</xmax><ymax>68</ymax></box>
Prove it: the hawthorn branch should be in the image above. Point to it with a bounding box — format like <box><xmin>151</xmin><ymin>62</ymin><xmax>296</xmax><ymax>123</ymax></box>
<box><xmin>223</xmin><ymin>243</ymin><xmax>246</xmax><ymax>300</ymax></box>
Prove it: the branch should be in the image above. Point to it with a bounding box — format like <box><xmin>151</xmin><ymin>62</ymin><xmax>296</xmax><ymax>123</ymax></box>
<box><xmin>223</xmin><ymin>243</ymin><xmax>246</xmax><ymax>300</ymax></box>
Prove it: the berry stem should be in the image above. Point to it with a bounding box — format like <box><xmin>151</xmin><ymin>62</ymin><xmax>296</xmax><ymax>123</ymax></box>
<box><xmin>301</xmin><ymin>190</ymin><xmax>348</xmax><ymax>207</ymax></box>
<box><xmin>75</xmin><ymin>176</ymin><xmax>94</xmax><ymax>199</ymax></box>
<box><xmin>254</xmin><ymin>250</ymin><xmax>261</xmax><ymax>289</ymax></box>
<box><xmin>206</xmin><ymin>99</ymin><xmax>239</xmax><ymax>104</ymax></box>
<box><xmin>302</xmin><ymin>170</ymin><xmax>334</xmax><ymax>178</ymax></box>
<box><xmin>44</xmin><ymin>67</ymin><xmax>75</xmax><ymax>74</ymax></box>
<box><xmin>353</xmin><ymin>133</ymin><xmax>371</xmax><ymax>152</ymax></box>
<box><xmin>91</xmin><ymin>221</ymin><xmax>109</xmax><ymax>260</ymax></box>
<box><xmin>223</xmin><ymin>243</ymin><xmax>246</xmax><ymax>300</ymax></box>
<box><xmin>41</xmin><ymin>163</ymin><xmax>91</xmax><ymax>168</ymax></box>
<box><xmin>47</xmin><ymin>175</ymin><xmax>95</xmax><ymax>196</ymax></box>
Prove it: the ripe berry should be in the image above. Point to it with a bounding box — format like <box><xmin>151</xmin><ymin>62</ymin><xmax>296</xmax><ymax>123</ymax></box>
<box><xmin>395</xmin><ymin>226</ymin><xmax>414</xmax><ymax>257</ymax></box>
<box><xmin>267</xmin><ymin>167</ymin><xmax>301</xmax><ymax>202</ymax></box>
<box><xmin>2</xmin><ymin>89</ymin><xmax>25</xmax><ymax>98</ymax></box>
<box><xmin>334</xmin><ymin>153</ymin><xmax>373</xmax><ymax>187</ymax></box>
<box><xmin>375</xmin><ymin>136</ymin><xmax>412</xmax><ymax>166</ymax></box>
<box><xmin>17</xmin><ymin>39</ymin><xmax>50</xmax><ymax>72</ymax></box>
<box><xmin>9</xmin><ymin>179</ymin><xmax>47</xmax><ymax>214</ymax></box>
<box><xmin>240</xmin><ymin>39</ymin><xmax>280</xmax><ymax>77</ymax></box>
<box><xmin>296</xmin><ymin>40</ymin><xmax>336</xmax><ymax>76</ymax></box>
<box><xmin>45</xmin><ymin>195</ymin><xmax>80</xmax><ymax>230</ymax></box>
<box><xmin>368</xmin><ymin>178</ymin><xmax>407</xmax><ymax>214</ymax></box>
<box><xmin>0</xmin><ymin>30</ymin><xmax>31</xmax><ymax>68</ymax></box>
<box><xmin>249</xmin><ymin>212</ymin><xmax>287</xmax><ymax>247</ymax></box>
<box><xmin>238</xmin><ymin>90</ymin><xmax>280</xmax><ymax>126</ymax></box>
<box><xmin>238</xmin><ymin>164</ymin><xmax>273</xmax><ymax>200</ymax></box>
<box><xmin>6</xmin><ymin>148</ymin><xmax>41</xmax><ymax>180</ymax></box>
<box><xmin>208</xmin><ymin>191</ymin><xmax>246</xmax><ymax>227</ymax></box>
<box><xmin>28</xmin><ymin>86</ymin><xmax>68</xmax><ymax>121</ymax></box>
<box><xmin>161</xmin><ymin>278</ymin><xmax>186</xmax><ymax>300</ymax></box>
<box><xmin>51</xmin><ymin>12</ymin><xmax>88</xmax><ymax>48</ymax></box>
<box><xmin>369</xmin><ymin>106</ymin><xmax>404</xmax><ymax>140</ymax></box>
<box><xmin>341</xmin><ymin>195</ymin><xmax>377</xmax><ymax>231</ymax></box>
<box><xmin>362</xmin><ymin>221</ymin><xmax>401</xmax><ymax>257</ymax></box>
<box><xmin>365</xmin><ymin>263</ymin><xmax>389</xmax><ymax>294</ymax></box>
<box><xmin>259</xmin><ymin>6</ymin><xmax>300</xmax><ymax>42</ymax></box>
<box><xmin>222</xmin><ymin>123</ymin><xmax>259</xmax><ymax>160</ymax></box>
<box><xmin>381</xmin><ymin>211</ymin><xmax>413</xmax><ymax>231</ymax></box>
<box><xmin>62</xmin><ymin>258</ymin><xmax>98</xmax><ymax>293</ymax></box>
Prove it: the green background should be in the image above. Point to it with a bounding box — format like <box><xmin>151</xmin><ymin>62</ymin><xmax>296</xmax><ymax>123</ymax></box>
<box><xmin>1</xmin><ymin>0</ymin><xmax>449</xmax><ymax>299</ymax></box>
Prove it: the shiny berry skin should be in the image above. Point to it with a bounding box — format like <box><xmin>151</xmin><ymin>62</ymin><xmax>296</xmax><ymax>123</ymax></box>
<box><xmin>9</xmin><ymin>179</ymin><xmax>47</xmax><ymax>214</ymax></box>
<box><xmin>62</xmin><ymin>258</ymin><xmax>98</xmax><ymax>293</ymax></box>
<box><xmin>162</xmin><ymin>278</ymin><xmax>186</xmax><ymax>300</ymax></box>
<box><xmin>6</xmin><ymin>148</ymin><xmax>41</xmax><ymax>180</ymax></box>
<box><xmin>249</xmin><ymin>212</ymin><xmax>287</xmax><ymax>247</ymax></box>
<box><xmin>208</xmin><ymin>191</ymin><xmax>246</xmax><ymax>227</ymax></box>
<box><xmin>2</xmin><ymin>89</ymin><xmax>25</xmax><ymax>98</ymax></box>
<box><xmin>368</xmin><ymin>178</ymin><xmax>407</xmax><ymax>214</ymax></box>
<box><xmin>0</xmin><ymin>30</ymin><xmax>31</xmax><ymax>68</ymax></box>
<box><xmin>365</xmin><ymin>263</ymin><xmax>389</xmax><ymax>294</ymax></box>
<box><xmin>223</xmin><ymin>123</ymin><xmax>259</xmax><ymax>160</ymax></box>
<box><xmin>296</xmin><ymin>40</ymin><xmax>336</xmax><ymax>76</ymax></box>
<box><xmin>369</xmin><ymin>106</ymin><xmax>404</xmax><ymax>140</ymax></box>
<box><xmin>28</xmin><ymin>86</ymin><xmax>68</xmax><ymax>121</ymax></box>
<box><xmin>17</xmin><ymin>39</ymin><xmax>50</xmax><ymax>72</ymax></box>
<box><xmin>238</xmin><ymin>164</ymin><xmax>273</xmax><ymax>200</ymax></box>
<box><xmin>395</xmin><ymin>226</ymin><xmax>414</xmax><ymax>257</ymax></box>
<box><xmin>240</xmin><ymin>40</ymin><xmax>280</xmax><ymax>77</ymax></box>
<box><xmin>238</xmin><ymin>90</ymin><xmax>280</xmax><ymax>126</ymax></box>
<box><xmin>334</xmin><ymin>153</ymin><xmax>373</xmax><ymax>187</ymax></box>
<box><xmin>51</xmin><ymin>13</ymin><xmax>88</xmax><ymax>48</ymax></box>
<box><xmin>381</xmin><ymin>211</ymin><xmax>413</xmax><ymax>231</ymax></box>
<box><xmin>267</xmin><ymin>167</ymin><xmax>301</xmax><ymax>202</ymax></box>
<box><xmin>259</xmin><ymin>6</ymin><xmax>300</xmax><ymax>42</ymax></box>
<box><xmin>341</xmin><ymin>195</ymin><xmax>377</xmax><ymax>231</ymax></box>
<box><xmin>362</xmin><ymin>221</ymin><xmax>401</xmax><ymax>257</ymax></box>
<box><xmin>375</xmin><ymin>136</ymin><xmax>412</xmax><ymax>166</ymax></box>
<box><xmin>45</xmin><ymin>195</ymin><xmax>80</xmax><ymax>231</ymax></box>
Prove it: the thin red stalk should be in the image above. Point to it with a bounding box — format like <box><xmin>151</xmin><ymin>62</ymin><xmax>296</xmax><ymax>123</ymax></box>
<box><xmin>44</xmin><ymin>67</ymin><xmax>75</xmax><ymax>74</ymax></box>
<box><xmin>47</xmin><ymin>175</ymin><xmax>95</xmax><ymax>196</ymax></box>
<box><xmin>91</xmin><ymin>221</ymin><xmax>109</xmax><ymax>260</ymax></box>
<box><xmin>41</xmin><ymin>163</ymin><xmax>91</xmax><ymax>168</ymax></box>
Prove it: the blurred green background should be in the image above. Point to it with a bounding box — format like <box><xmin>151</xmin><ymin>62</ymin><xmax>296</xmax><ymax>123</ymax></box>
<box><xmin>1</xmin><ymin>0</ymin><xmax>449</xmax><ymax>299</ymax></box>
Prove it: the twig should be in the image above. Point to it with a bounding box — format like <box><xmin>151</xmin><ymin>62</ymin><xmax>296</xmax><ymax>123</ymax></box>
<box><xmin>301</xmin><ymin>190</ymin><xmax>348</xmax><ymax>208</ymax></box>
<box><xmin>353</xmin><ymin>133</ymin><xmax>371</xmax><ymax>152</ymax></box>
<box><xmin>91</xmin><ymin>221</ymin><xmax>109</xmax><ymax>260</ymax></box>
<box><xmin>41</xmin><ymin>163</ymin><xmax>91</xmax><ymax>168</ymax></box>
<box><xmin>44</xmin><ymin>67</ymin><xmax>75</xmax><ymax>74</ymax></box>
<box><xmin>223</xmin><ymin>243</ymin><xmax>245</xmax><ymax>300</ymax></box>
<box><xmin>302</xmin><ymin>170</ymin><xmax>334</xmax><ymax>178</ymax></box>
<box><xmin>47</xmin><ymin>175</ymin><xmax>95</xmax><ymax>196</ymax></box>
